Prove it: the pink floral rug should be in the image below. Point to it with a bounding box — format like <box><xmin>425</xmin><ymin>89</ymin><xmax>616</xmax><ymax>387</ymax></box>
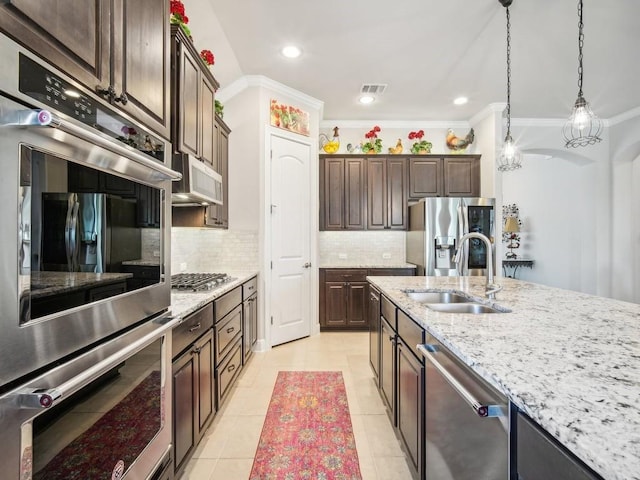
<box><xmin>249</xmin><ymin>371</ymin><xmax>362</xmax><ymax>480</ymax></box>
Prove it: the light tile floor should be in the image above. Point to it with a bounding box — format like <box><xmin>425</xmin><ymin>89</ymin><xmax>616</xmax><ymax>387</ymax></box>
<box><xmin>179</xmin><ymin>332</ymin><xmax>415</xmax><ymax>480</ymax></box>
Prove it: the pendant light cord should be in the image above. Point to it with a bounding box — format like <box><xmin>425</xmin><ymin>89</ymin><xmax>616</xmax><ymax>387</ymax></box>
<box><xmin>577</xmin><ymin>0</ymin><xmax>584</xmax><ymax>98</ymax></box>
<box><xmin>505</xmin><ymin>6</ymin><xmax>512</xmax><ymax>137</ymax></box>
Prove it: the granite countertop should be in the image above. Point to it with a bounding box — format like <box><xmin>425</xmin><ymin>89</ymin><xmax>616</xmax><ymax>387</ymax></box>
<box><xmin>30</xmin><ymin>271</ymin><xmax>133</xmax><ymax>298</ymax></box>
<box><xmin>367</xmin><ymin>275</ymin><xmax>640</xmax><ymax>480</ymax></box>
<box><xmin>121</xmin><ymin>259</ymin><xmax>160</xmax><ymax>267</ymax></box>
<box><xmin>170</xmin><ymin>271</ymin><xmax>258</xmax><ymax>320</ymax></box>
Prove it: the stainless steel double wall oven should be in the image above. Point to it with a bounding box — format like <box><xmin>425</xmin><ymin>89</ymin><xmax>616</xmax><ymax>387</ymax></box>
<box><xmin>0</xmin><ymin>34</ymin><xmax>181</xmax><ymax>479</ymax></box>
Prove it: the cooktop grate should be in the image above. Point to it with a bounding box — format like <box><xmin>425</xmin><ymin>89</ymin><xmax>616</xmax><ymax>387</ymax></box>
<box><xmin>171</xmin><ymin>273</ymin><xmax>234</xmax><ymax>291</ymax></box>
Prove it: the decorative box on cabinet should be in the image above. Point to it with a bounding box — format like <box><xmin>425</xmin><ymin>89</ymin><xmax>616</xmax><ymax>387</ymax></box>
<box><xmin>0</xmin><ymin>0</ymin><xmax>171</xmax><ymax>138</ymax></box>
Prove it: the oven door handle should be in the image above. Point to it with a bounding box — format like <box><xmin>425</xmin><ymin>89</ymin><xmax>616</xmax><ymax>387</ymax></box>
<box><xmin>15</xmin><ymin>314</ymin><xmax>179</xmax><ymax>409</ymax></box>
<box><xmin>2</xmin><ymin>109</ymin><xmax>182</xmax><ymax>182</ymax></box>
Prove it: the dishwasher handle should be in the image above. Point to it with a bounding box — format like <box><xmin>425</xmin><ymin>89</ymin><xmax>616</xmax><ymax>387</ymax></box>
<box><xmin>418</xmin><ymin>344</ymin><xmax>503</xmax><ymax>418</ymax></box>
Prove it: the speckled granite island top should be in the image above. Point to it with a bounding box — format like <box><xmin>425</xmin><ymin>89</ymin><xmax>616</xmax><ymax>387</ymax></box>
<box><xmin>170</xmin><ymin>271</ymin><xmax>258</xmax><ymax>320</ymax></box>
<box><xmin>30</xmin><ymin>271</ymin><xmax>133</xmax><ymax>298</ymax></box>
<box><xmin>367</xmin><ymin>275</ymin><xmax>640</xmax><ymax>480</ymax></box>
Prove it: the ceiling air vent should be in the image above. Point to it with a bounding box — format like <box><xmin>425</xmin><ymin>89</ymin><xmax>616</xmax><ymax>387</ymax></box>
<box><xmin>360</xmin><ymin>84</ymin><xmax>387</xmax><ymax>95</ymax></box>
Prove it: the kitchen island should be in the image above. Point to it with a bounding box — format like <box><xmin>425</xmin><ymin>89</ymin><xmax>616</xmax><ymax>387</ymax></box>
<box><xmin>367</xmin><ymin>275</ymin><xmax>639</xmax><ymax>480</ymax></box>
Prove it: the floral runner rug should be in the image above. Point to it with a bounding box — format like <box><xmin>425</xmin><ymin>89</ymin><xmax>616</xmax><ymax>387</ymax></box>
<box><xmin>249</xmin><ymin>371</ymin><xmax>362</xmax><ymax>480</ymax></box>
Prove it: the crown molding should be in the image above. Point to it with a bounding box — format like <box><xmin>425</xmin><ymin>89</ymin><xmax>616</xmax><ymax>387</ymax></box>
<box><xmin>608</xmin><ymin>106</ymin><xmax>640</xmax><ymax>126</ymax></box>
<box><xmin>469</xmin><ymin>103</ymin><xmax>506</xmax><ymax>126</ymax></box>
<box><xmin>320</xmin><ymin>119</ymin><xmax>470</xmax><ymax>129</ymax></box>
<box><xmin>217</xmin><ymin>75</ymin><xmax>324</xmax><ymax>111</ymax></box>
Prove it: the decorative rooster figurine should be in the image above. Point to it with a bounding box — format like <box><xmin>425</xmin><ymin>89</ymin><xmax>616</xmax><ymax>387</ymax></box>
<box><xmin>446</xmin><ymin>128</ymin><xmax>475</xmax><ymax>152</ymax></box>
<box><xmin>388</xmin><ymin>138</ymin><xmax>403</xmax><ymax>154</ymax></box>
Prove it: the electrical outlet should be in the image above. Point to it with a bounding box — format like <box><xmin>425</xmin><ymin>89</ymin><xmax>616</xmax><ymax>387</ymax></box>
<box><xmin>382</xmin><ymin>253</ymin><xmax>391</xmax><ymax>259</ymax></box>
<box><xmin>338</xmin><ymin>253</ymin><xmax>348</xmax><ymax>259</ymax></box>
<box><xmin>180</xmin><ymin>262</ymin><xmax>187</xmax><ymax>272</ymax></box>
<box><xmin>153</xmin><ymin>250</ymin><xmax>160</xmax><ymax>257</ymax></box>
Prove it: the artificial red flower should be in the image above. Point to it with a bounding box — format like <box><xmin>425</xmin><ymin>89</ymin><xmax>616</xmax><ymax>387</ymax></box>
<box><xmin>200</xmin><ymin>49</ymin><xmax>215</xmax><ymax>66</ymax></box>
<box><xmin>170</xmin><ymin>0</ymin><xmax>185</xmax><ymax>16</ymax></box>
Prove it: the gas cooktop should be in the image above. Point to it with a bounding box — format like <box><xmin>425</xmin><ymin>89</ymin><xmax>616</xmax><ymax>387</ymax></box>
<box><xmin>171</xmin><ymin>273</ymin><xmax>234</xmax><ymax>291</ymax></box>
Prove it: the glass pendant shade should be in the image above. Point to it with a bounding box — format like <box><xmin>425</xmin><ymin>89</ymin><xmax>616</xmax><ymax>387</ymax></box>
<box><xmin>498</xmin><ymin>134</ymin><xmax>522</xmax><ymax>172</ymax></box>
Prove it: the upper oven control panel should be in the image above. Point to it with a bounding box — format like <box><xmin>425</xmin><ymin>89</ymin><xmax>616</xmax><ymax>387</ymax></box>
<box><xmin>18</xmin><ymin>53</ymin><xmax>165</xmax><ymax>163</ymax></box>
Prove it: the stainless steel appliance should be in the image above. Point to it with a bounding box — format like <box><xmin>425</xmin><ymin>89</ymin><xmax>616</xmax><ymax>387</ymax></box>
<box><xmin>40</xmin><ymin>193</ymin><xmax>141</xmax><ymax>273</ymax></box>
<box><xmin>0</xmin><ymin>314</ymin><xmax>179</xmax><ymax>480</ymax></box>
<box><xmin>406</xmin><ymin>197</ymin><xmax>496</xmax><ymax>276</ymax></box>
<box><xmin>171</xmin><ymin>272</ymin><xmax>234</xmax><ymax>291</ymax></box>
<box><xmin>418</xmin><ymin>338</ymin><xmax>510</xmax><ymax>480</ymax></box>
<box><xmin>172</xmin><ymin>154</ymin><xmax>223</xmax><ymax>206</ymax></box>
<box><xmin>0</xmin><ymin>34</ymin><xmax>180</xmax><ymax>390</ymax></box>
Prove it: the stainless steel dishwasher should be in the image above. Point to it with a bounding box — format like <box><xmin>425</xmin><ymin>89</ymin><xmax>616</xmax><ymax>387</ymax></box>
<box><xmin>418</xmin><ymin>335</ymin><xmax>510</xmax><ymax>480</ymax></box>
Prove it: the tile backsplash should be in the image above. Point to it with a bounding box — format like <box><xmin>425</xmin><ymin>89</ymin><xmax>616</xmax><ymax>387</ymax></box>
<box><xmin>171</xmin><ymin>228</ymin><xmax>259</xmax><ymax>272</ymax></box>
<box><xmin>319</xmin><ymin>231</ymin><xmax>406</xmax><ymax>266</ymax></box>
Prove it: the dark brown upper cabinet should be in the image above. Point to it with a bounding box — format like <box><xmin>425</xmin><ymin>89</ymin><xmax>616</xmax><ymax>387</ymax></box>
<box><xmin>408</xmin><ymin>155</ymin><xmax>480</xmax><ymax>198</ymax></box>
<box><xmin>0</xmin><ymin>0</ymin><xmax>171</xmax><ymax>139</ymax></box>
<box><xmin>320</xmin><ymin>156</ymin><xmax>367</xmax><ymax>230</ymax></box>
<box><xmin>367</xmin><ymin>156</ymin><xmax>407</xmax><ymax>230</ymax></box>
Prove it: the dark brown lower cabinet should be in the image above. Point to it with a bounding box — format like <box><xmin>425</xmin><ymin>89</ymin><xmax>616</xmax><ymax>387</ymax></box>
<box><xmin>380</xmin><ymin>315</ymin><xmax>396</xmax><ymax>421</ymax></box>
<box><xmin>397</xmin><ymin>339</ymin><xmax>425</xmax><ymax>479</ymax></box>
<box><xmin>368</xmin><ymin>286</ymin><xmax>381</xmax><ymax>385</ymax></box>
<box><xmin>172</xmin><ymin>329</ymin><xmax>214</xmax><ymax>476</ymax></box>
<box><xmin>320</xmin><ymin>268</ymin><xmax>415</xmax><ymax>330</ymax></box>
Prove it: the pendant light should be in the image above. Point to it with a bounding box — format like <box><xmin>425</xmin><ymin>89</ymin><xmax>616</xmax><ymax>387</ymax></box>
<box><xmin>562</xmin><ymin>0</ymin><xmax>602</xmax><ymax>148</ymax></box>
<box><xmin>497</xmin><ymin>0</ymin><xmax>522</xmax><ymax>172</ymax></box>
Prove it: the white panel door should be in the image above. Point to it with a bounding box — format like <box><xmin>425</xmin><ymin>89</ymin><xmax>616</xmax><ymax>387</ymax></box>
<box><xmin>270</xmin><ymin>134</ymin><xmax>311</xmax><ymax>346</ymax></box>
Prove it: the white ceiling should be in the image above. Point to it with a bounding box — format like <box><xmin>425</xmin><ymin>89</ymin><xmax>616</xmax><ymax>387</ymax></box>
<box><xmin>190</xmin><ymin>0</ymin><xmax>639</xmax><ymax>122</ymax></box>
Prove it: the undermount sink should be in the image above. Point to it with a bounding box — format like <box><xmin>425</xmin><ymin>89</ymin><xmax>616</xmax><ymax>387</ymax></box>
<box><xmin>406</xmin><ymin>291</ymin><xmax>471</xmax><ymax>304</ymax></box>
<box><xmin>426</xmin><ymin>303</ymin><xmax>506</xmax><ymax>314</ymax></box>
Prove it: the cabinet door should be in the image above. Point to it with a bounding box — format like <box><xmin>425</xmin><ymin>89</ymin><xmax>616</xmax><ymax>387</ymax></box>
<box><xmin>321</xmin><ymin>157</ymin><xmax>345</xmax><ymax>230</ymax></box>
<box><xmin>344</xmin><ymin>158</ymin><xmax>367</xmax><ymax>229</ymax></box>
<box><xmin>206</xmin><ymin>117</ymin><xmax>230</xmax><ymax>228</ymax></box>
<box><xmin>195</xmin><ymin>330</ymin><xmax>215</xmax><ymax>435</ymax></box>
<box><xmin>380</xmin><ymin>316</ymin><xmax>396</xmax><ymax>423</ymax></box>
<box><xmin>347</xmin><ymin>282</ymin><xmax>368</xmax><ymax>327</ymax></box>
<box><xmin>242</xmin><ymin>296</ymin><xmax>257</xmax><ymax>364</ymax></box>
<box><xmin>200</xmin><ymin>76</ymin><xmax>216</xmax><ymax>167</ymax></box>
<box><xmin>397</xmin><ymin>339</ymin><xmax>425</xmax><ymax>477</ymax></box>
<box><xmin>387</xmin><ymin>158</ymin><xmax>407</xmax><ymax>229</ymax></box>
<box><xmin>177</xmin><ymin>42</ymin><xmax>200</xmax><ymax>157</ymax></box>
<box><xmin>250</xmin><ymin>294</ymin><xmax>258</xmax><ymax>347</ymax></box>
<box><xmin>369</xmin><ymin>287</ymin><xmax>381</xmax><ymax>383</ymax></box>
<box><xmin>409</xmin><ymin>157</ymin><xmax>443</xmax><ymax>198</ymax></box>
<box><xmin>173</xmin><ymin>348</ymin><xmax>196</xmax><ymax>474</ymax></box>
<box><xmin>443</xmin><ymin>156</ymin><xmax>480</xmax><ymax>197</ymax></box>
<box><xmin>0</xmin><ymin>0</ymin><xmax>110</xmax><ymax>94</ymax></box>
<box><xmin>367</xmin><ymin>157</ymin><xmax>387</xmax><ymax>230</ymax></box>
<box><xmin>324</xmin><ymin>282</ymin><xmax>348</xmax><ymax>327</ymax></box>
<box><xmin>112</xmin><ymin>0</ymin><xmax>171</xmax><ymax>139</ymax></box>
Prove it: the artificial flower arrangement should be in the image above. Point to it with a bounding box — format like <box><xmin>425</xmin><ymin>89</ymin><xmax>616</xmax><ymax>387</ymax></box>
<box><xmin>200</xmin><ymin>49</ymin><xmax>215</xmax><ymax>66</ymax></box>
<box><xmin>362</xmin><ymin>126</ymin><xmax>383</xmax><ymax>154</ymax></box>
<box><xmin>215</xmin><ymin>99</ymin><xmax>224</xmax><ymax>118</ymax></box>
<box><xmin>170</xmin><ymin>0</ymin><xmax>191</xmax><ymax>37</ymax></box>
<box><xmin>408</xmin><ymin>130</ymin><xmax>432</xmax><ymax>154</ymax></box>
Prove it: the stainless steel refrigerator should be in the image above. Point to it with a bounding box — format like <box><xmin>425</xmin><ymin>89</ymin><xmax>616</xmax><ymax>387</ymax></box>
<box><xmin>406</xmin><ymin>197</ymin><xmax>495</xmax><ymax>276</ymax></box>
<box><xmin>40</xmin><ymin>193</ymin><xmax>141</xmax><ymax>273</ymax></box>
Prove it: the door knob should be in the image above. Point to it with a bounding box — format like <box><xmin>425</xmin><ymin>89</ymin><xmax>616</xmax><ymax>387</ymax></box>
<box><xmin>303</xmin><ymin>262</ymin><xmax>312</xmax><ymax>268</ymax></box>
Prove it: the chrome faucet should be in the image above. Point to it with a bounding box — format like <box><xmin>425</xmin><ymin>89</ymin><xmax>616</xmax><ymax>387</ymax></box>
<box><xmin>454</xmin><ymin>232</ymin><xmax>502</xmax><ymax>299</ymax></box>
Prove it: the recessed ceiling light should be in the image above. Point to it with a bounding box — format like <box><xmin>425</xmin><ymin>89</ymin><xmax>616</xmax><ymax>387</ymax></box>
<box><xmin>453</xmin><ymin>96</ymin><xmax>468</xmax><ymax>106</ymax></box>
<box><xmin>359</xmin><ymin>95</ymin><xmax>375</xmax><ymax>105</ymax></box>
<box><xmin>281</xmin><ymin>45</ymin><xmax>302</xmax><ymax>58</ymax></box>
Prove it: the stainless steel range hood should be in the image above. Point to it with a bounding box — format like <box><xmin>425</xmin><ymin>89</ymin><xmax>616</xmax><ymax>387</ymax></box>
<box><xmin>172</xmin><ymin>154</ymin><xmax>223</xmax><ymax>206</ymax></box>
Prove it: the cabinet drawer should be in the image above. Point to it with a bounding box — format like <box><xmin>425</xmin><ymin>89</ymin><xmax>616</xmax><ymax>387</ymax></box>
<box><xmin>173</xmin><ymin>303</ymin><xmax>214</xmax><ymax>359</ymax></box>
<box><xmin>381</xmin><ymin>295</ymin><xmax>396</xmax><ymax>329</ymax></box>
<box><xmin>214</xmin><ymin>286</ymin><xmax>242</xmax><ymax>322</ymax></box>
<box><xmin>215</xmin><ymin>305</ymin><xmax>242</xmax><ymax>362</ymax></box>
<box><xmin>242</xmin><ymin>276</ymin><xmax>257</xmax><ymax>300</ymax></box>
<box><xmin>324</xmin><ymin>269</ymin><xmax>368</xmax><ymax>282</ymax></box>
<box><xmin>397</xmin><ymin>309</ymin><xmax>425</xmax><ymax>361</ymax></box>
<box><xmin>217</xmin><ymin>340</ymin><xmax>242</xmax><ymax>406</ymax></box>
<box><xmin>368</xmin><ymin>268</ymin><xmax>416</xmax><ymax>276</ymax></box>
